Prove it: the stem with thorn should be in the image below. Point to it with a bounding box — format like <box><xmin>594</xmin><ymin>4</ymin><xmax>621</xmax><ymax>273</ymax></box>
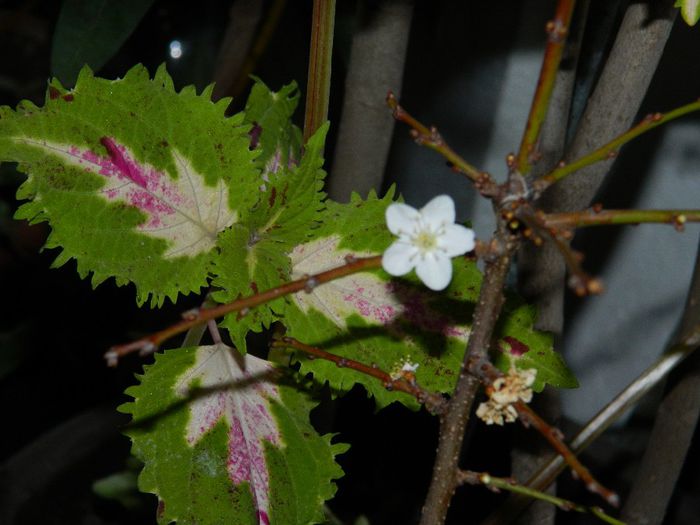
<box><xmin>271</xmin><ymin>337</ymin><xmax>447</xmax><ymax>415</ymax></box>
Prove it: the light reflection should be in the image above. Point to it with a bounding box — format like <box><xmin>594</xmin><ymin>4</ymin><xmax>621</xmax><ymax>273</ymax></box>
<box><xmin>169</xmin><ymin>40</ymin><xmax>183</xmax><ymax>59</ymax></box>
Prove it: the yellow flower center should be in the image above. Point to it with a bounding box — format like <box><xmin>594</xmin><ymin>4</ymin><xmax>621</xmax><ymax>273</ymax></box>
<box><xmin>413</xmin><ymin>230</ymin><xmax>438</xmax><ymax>253</ymax></box>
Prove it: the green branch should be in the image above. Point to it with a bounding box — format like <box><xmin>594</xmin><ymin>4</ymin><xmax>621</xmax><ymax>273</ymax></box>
<box><xmin>534</xmin><ymin>99</ymin><xmax>700</xmax><ymax>191</ymax></box>
<box><xmin>542</xmin><ymin>209</ymin><xmax>700</xmax><ymax>229</ymax></box>
<box><xmin>516</xmin><ymin>0</ymin><xmax>576</xmax><ymax>175</ymax></box>
<box><xmin>458</xmin><ymin>471</ymin><xmax>625</xmax><ymax>525</ymax></box>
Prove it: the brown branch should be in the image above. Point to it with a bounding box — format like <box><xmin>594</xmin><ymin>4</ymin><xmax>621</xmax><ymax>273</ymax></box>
<box><xmin>271</xmin><ymin>336</ymin><xmax>447</xmax><ymax>415</ymax></box>
<box><xmin>419</xmin><ymin>240</ymin><xmax>514</xmax><ymax>525</ymax></box>
<box><xmin>386</xmin><ymin>92</ymin><xmax>499</xmax><ymax>197</ymax></box>
<box><xmin>105</xmin><ymin>255</ymin><xmax>382</xmax><ymax>365</ymax></box>
<box><xmin>515</xmin><ymin>0</ymin><xmax>577</xmax><ymax>175</ymax></box>
<box><xmin>515</xmin><ymin>402</ymin><xmax>619</xmax><ymax>507</ymax></box>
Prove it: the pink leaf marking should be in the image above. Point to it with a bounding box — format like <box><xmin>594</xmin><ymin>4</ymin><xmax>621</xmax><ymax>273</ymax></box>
<box><xmin>14</xmin><ymin>136</ymin><xmax>237</xmax><ymax>258</ymax></box>
<box><xmin>290</xmin><ymin>236</ymin><xmax>470</xmax><ymax>339</ymax></box>
<box><xmin>175</xmin><ymin>344</ymin><xmax>281</xmax><ymax>524</ymax></box>
<box><xmin>498</xmin><ymin>336</ymin><xmax>530</xmax><ymax>357</ymax></box>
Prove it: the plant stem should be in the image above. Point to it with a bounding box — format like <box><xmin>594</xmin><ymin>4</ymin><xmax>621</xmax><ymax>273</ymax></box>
<box><xmin>534</xmin><ymin>99</ymin><xmax>700</xmax><ymax>191</ymax></box>
<box><xmin>272</xmin><ymin>337</ymin><xmax>447</xmax><ymax>414</ymax></box>
<box><xmin>303</xmin><ymin>0</ymin><xmax>336</xmax><ymax>143</ymax></box>
<box><xmin>105</xmin><ymin>255</ymin><xmax>382</xmax><ymax>365</ymax></box>
<box><xmin>419</xmin><ymin>243</ymin><xmax>514</xmax><ymax>525</ymax></box>
<box><xmin>387</xmin><ymin>92</ymin><xmax>497</xmax><ymax>194</ymax></box>
<box><xmin>458</xmin><ymin>471</ymin><xmax>626</xmax><ymax>525</ymax></box>
<box><xmin>542</xmin><ymin>208</ymin><xmax>700</xmax><ymax>229</ymax></box>
<box><xmin>516</xmin><ymin>0</ymin><xmax>577</xmax><ymax>175</ymax></box>
<box><xmin>515</xmin><ymin>402</ymin><xmax>619</xmax><ymax>507</ymax></box>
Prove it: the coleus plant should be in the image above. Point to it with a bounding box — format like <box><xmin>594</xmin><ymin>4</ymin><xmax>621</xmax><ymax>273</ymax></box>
<box><xmin>0</xmin><ymin>65</ymin><xmax>577</xmax><ymax>524</ymax></box>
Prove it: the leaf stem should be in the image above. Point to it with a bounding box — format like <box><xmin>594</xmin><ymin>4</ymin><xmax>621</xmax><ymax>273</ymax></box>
<box><xmin>457</xmin><ymin>470</ymin><xmax>625</xmax><ymax>525</ymax></box>
<box><xmin>534</xmin><ymin>99</ymin><xmax>700</xmax><ymax>192</ymax></box>
<box><xmin>303</xmin><ymin>0</ymin><xmax>336</xmax><ymax>142</ymax></box>
<box><xmin>105</xmin><ymin>255</ymin><xmax>382</xmax><ymax>365</ymax></box>
<box><xmin>272</xmin><ymin>337</ymin><xmax>447</xmax><ymax>415</ymax></box>
<box><xmin>516</xmin><ymin>0</ymin><xmax>577</xmax><ymax>175</ymax></box>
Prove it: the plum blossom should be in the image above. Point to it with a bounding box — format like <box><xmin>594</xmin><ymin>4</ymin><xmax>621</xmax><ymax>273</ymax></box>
<box><xmin>382</xmin><ymin>195</ymin><xmax>475</xmax><ymax>291</ymax></box>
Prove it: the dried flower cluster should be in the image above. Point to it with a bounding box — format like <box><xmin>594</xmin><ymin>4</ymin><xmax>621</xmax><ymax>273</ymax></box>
<box><xmin>476</xmin><ymin>367</ymin><xmax>537</xmax><ymax>425</ymax></box>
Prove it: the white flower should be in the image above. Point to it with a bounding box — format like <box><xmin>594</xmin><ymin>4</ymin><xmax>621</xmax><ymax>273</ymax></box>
<box><xmin>382</xmin><ymin>195</ymin><xmax>475</xmax><ymax>291</ymax></box>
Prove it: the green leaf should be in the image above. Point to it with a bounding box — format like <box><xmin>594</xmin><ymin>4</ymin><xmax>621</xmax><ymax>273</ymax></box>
<box><xmin>494</xmin><ymin>302</ymin><xmax>578</xmax><ymax>391</ymax></box>
<box><xmin>0</xmin><ymin>65</ymin><xmax>258</xmax><ymax>306</ymax></box>
<box><xmin>675</xmin><ymin>0</ymin><xmax>700</xmax><ymax>26</ymax></box>
<box><xmin>213</xmin><ymin>123</ymin><xmax>328</xmax><ymax>351</ymax></box>
<box><xmin>51</xmin><ymin>0</ymin><xmax>156</xmax><ymax>85</ymax></box>
<box><xmin>244</xmin><ymin>78</ymin><xmax>303</xmax><ymax>171</ymax></box>
<box><xmin>283</xmin><ymin>190</ymin><xmax>483</xmax><ymax>409</ymax></box>
<box><xmin>120</xmin><ymin>343</ymin><xmax>347</xmax><ymax>525</ymax></box>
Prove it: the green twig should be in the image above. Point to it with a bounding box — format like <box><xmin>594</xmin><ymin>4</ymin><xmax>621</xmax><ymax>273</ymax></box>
<box><xmin>458</xmin><ymin>471</ymin><xmax>625</xmax><ymax>525</ymax></box>
<box><xmin>303</xmin><ymin>0</ymin><xmax>336</xmax><ymax>142</ymax></box>
<box><xmin>541</xmin><ymin>208</ymin><xmax>700</xmax><ymax>229</ymax></box>
<box><xmin>516</xmin><ymin>0</ymin><xmax>577</xmax><ymax>175</ymax></box>
<box><xmin>534</xmin><ymin>99</ymin><xmax>700</xmax><ymax>192</ymax></box>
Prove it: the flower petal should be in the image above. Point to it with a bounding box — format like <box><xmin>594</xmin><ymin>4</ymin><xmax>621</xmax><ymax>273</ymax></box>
<box><xmin>382</xmin><ymin>241</ymin><xmax>418</xmax><ymax>276</ymax></box>
<box><xmin>439</xmin><ymin>224</ymin><xmax>475</xmax><ymax>257</ymax></box>
<box><xmin>386</xmin><ymin>203</ymin><xmax>420</xmax><ymax>236</ymax></box>
<box><xmin>420</xmin><ymin>195</ymin><xmax>455</xmax><ymax>229</ymax></box>
<box><xmin>415</xmin><ymin>253</ymin><xmax>453</xmax><ymax>291</ymax></box>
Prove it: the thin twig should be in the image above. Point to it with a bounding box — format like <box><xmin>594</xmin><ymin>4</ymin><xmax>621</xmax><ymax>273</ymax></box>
<box><xmin>541</xmin><ymin>208</ymin><xmax>700</xmax><ymax>230</ymax></box>
<box><xmin>516</xmin><ymin>0</ymin><xmax>577</xmax><ymax>175</ymax></box>
<box><xmin>105</xmin><ymin>255</ymin><xmax>382</xmax><ymax>365</ymax></box>
<box><xmin>458</xmin><ymin>470</ymin><xmax>625</xmax><ymax>524</ymax></box>
<box><xmin>271</xmin><ymin>337</ymin><xmax>447</xmax><ymax>415</ymax></box>
<box><xmin>386</xmin><ymin>92</ymin><xmax>498</xmax><ymax>196</ymax></box>
<box><xmin>515</xmin><ymin>402</ymin><xmax>619</xmax><ymax>507</ymax></box>
<box><xmin>534</xmin><ymin>99</ymin><xmax>700</xmax><ymax>192</ymax></box>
